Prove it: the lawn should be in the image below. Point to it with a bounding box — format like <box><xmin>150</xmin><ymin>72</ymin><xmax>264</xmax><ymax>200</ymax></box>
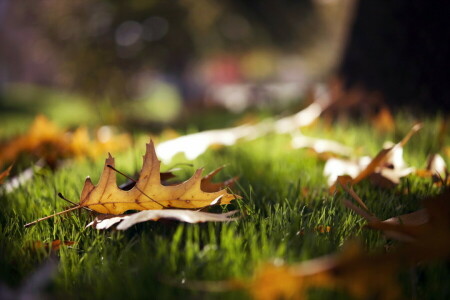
<box><xmin>1</xmin><ymin>111</ymin><xmax>449</xmax><ymax>299</ymax></box>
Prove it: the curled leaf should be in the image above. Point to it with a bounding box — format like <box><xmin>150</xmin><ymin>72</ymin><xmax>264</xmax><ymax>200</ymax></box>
<box><xmin>155</xmin><ymin>102</ymin><xmax>324</xmax><ymax>163</ymax></box>
<box><xmin>87</xmin><ymin>209</ymin><xmax>239</xmax><ymax>230</ymax></box>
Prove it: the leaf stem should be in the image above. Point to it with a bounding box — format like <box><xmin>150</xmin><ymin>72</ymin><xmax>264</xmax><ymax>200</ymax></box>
<box><xmin>58</xmin><ymin>193</ymin><xmax>92</xmax><ymax>212</ymax></box>
<box><xmin>24</xmin><ymin>205</ymin><xmax>81</xmax><ymax>228</ymax></box>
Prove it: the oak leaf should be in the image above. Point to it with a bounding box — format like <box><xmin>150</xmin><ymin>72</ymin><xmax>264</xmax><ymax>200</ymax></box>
<box><xmin>25</xmin><ymin>140</ymin><xmax>239</xmax><ymax>228</ymax></box>
<box><xmin>79</xmin><ymin>141</ymin><xmax>237</xmax><ymax>214</ymax></box>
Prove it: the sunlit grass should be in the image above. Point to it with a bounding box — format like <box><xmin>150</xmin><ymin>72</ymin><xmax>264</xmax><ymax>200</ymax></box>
<box><xmin>0</xmin><ymin>114</ymin><xmax>449</xmax><ymax>299</ymax></box>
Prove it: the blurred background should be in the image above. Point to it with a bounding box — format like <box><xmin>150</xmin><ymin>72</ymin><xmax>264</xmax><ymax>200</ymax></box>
<box><xmin>0</xmin><ymin>0</ymin><xmax>356</xmax><ymax>132</ymax></box>
<box><xmin>1</xmin><ymin>0</ymin><xmax>449</xmax><ymax>134</ymax></box>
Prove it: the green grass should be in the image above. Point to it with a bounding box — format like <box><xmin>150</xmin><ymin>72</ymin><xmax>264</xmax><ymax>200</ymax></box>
<box><xmin>1</xmin><ymin>114</ymin><xmax>449</xmax><ymax>299</ymax></box>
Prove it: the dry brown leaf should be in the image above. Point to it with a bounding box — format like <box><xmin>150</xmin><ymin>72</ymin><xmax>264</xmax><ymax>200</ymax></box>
<box><xmin>0</xmin><ymin>165</ymin><xmax>12</xmax><ymax>184</ymax></box>
<box><xmin>244</xmin><ymin>191</ymin><xmax>450</xmax><ymax>300</ymax></box>
<box><xmin>353</xmin><ymin>124</ymin><xmax>421</xmax><ymax>184</ymax></box>
<box><xmin>246</xmin><ymin>189</ymin><xmax>450</xmax><ymax>300</ymax></box>
<box><xmin>343</xmin><ymin>186</ymin><xmax>450</xmax><ymax>261</ymax></box>
<box><xmin>368</xmin><ymin>190</ymin><xmax>450</xmax><ymax>261</ymax></box>
<box><xmin>327</xmin><ymin>124</ymin><xmax>421</xmax><ymax>190</ymax></box>
<box><xmin>87</xmin><ymin>210</ymin><xmax>239</xmax><ymax>230</ymax></box>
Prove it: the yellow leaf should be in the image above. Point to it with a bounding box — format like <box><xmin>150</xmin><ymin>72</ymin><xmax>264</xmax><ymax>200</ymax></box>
<box><xmin>79</xmin><ymin>140</ymin><xmax>238</xmax><ymax>214</ymax></box>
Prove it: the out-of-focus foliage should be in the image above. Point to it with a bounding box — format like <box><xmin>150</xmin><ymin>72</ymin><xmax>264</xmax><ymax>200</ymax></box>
<box><xmin>1</xmin><ymin>0</ymin><xmax>321</xmax><ymax>102</ymax></box>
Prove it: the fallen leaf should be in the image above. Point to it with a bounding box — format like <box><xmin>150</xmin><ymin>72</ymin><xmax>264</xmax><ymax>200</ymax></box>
<box><xmin>326</xmin><ymin>123</ymin><xmax>421</xmax><ymax>189</ymax></box>
<box><xmin>291</xmin><ymin>133</ymin><xmax>352</xmax><ymax>156</ymax></box>
<box><xmin>246</xmin><ymin>190</ymin><xmax>450</xmax><ymax>300</ymax></box>
<box><xmin>352</xmin><ymin>125</ymin><xmax>421</xmax><ymax>185</ymax></box>
<box><xmin>343</xmin><ymin>187</ymin><xmax>450</xmax><ymax>259</ymax></box>
<box><xmin>156</xmin><ymin>124</ymin><xmax>266</xmax><ymax>163</ymax></box>
<box><xmin>273</xmin><ymin>102</ymin><xmax>324</xmax><ymax>134</ymax></box>
<box><xmin>87</xmin><ymin>210</ymin><xmax>239</xmax><ymax>230</ymax></box>
<box><xmin>324</xmin><ymin>157</ymin><xmax>371</xmax><ymax>186</ymax></box>
<box><xmin>242</xmin><ymin>191</ymin><xmax>450</xmax><ymax>300</ymax></box>
<box><xmin>79</xmin><ymin>140</ymin><xmax>237</xmax><ymax>214</ymax></box>
<box><xmin>25</xmin><ymin>140</ymin><xmax>239</xmax><ymax>227</ymax></box>
<box><xmin>155</xmin><ymin>102</ymin><xmax>325</xmax><ymax>163</ymax></box>
<box><xmin>0</xmin><ymin>115</ymin><xmax>130</xmax><ymax>169</ymax></box>
<box><xmin>416</xmin><ymin>153</ymin><xmax>448</xmax><ymax>184</ymax></box>
<box><xmin>247</xmin><ymin>242</ymin><xmax>401</xmax><ymax>300</ymax></box>
<box><xmin>0</xmin><ymin>115</ymin><xmax>68</xmax><ymax>168</ymax></box>
<box><xmin>426</xmin><ymin>153</ymin><xmax>447</xmax><ymax>177</ymax></box>
<box><xmin>368</xmin><ymin>190</ymin><xmax>450</xmax><ymax>261</ymax></box>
